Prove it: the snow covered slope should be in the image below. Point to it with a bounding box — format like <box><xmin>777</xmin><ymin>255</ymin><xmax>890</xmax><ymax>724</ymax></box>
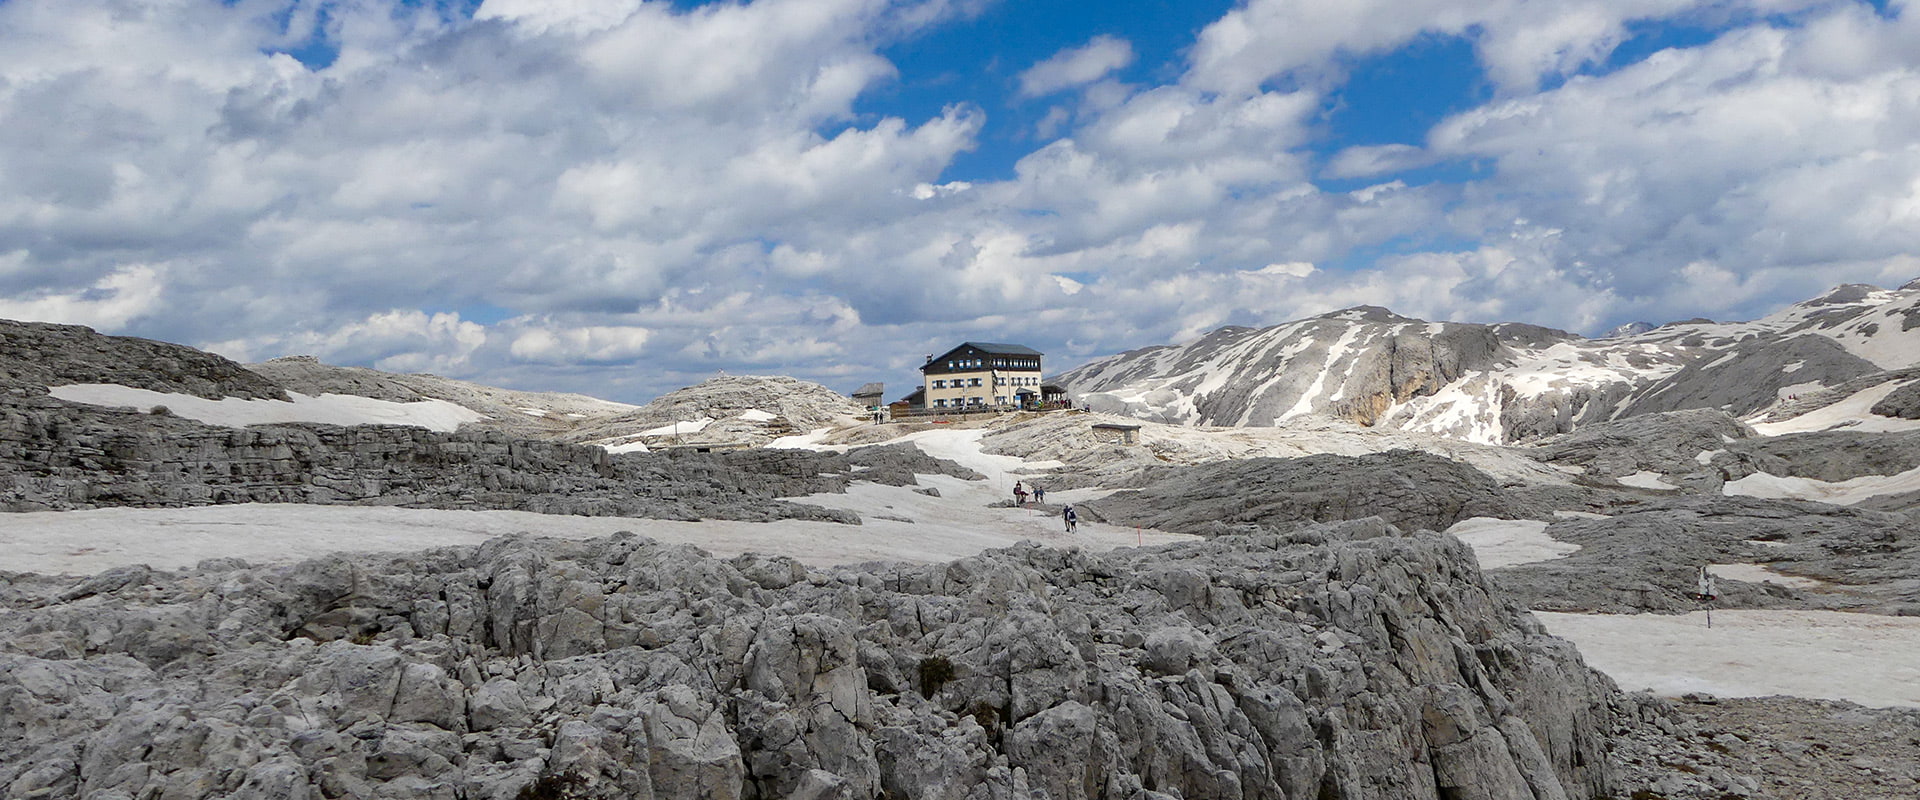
<box><xmin>247</xmin><ymin>355</ymin><xmax>637</xmax><ymax>436</ymax></box>
<box><xmin>1060</xmin><ymin>281</ymin><xmax>1920</xmax><ymax>444</ymax></box>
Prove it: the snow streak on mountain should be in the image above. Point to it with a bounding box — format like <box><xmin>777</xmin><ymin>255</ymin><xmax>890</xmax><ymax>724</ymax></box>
<box><xmin>1059</xmin><ymin>281</ymin><xmax>1920</xmax><ymax>444</ymax></box>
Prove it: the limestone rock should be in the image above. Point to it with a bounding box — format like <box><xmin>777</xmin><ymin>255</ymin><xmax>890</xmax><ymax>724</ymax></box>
<box><xmin>1081</xmin><ymin>449</ymin><xmax>1537</xmax><ymax>535</ymax></box>
<box><xmin>1870</xmin><ymin>379</ymin><xmax>1920</xmax><ymax>419</ymax></box>
<box><xmin>0</xmin><ymin>391</ymin><xmax>870</xmax><ymax>522</ymax></box>
<box><xmin>0</xmin><ymin>319</ymin><xmax>286</xmax><ymax>401</ymax></box>
<box><xmin>0</xmin><ymin>525</ymin><xmax>1619</xmax><ymax>799</ymax></box>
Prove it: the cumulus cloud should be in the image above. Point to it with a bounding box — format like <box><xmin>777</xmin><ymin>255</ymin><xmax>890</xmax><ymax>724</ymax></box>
<box><xmin>0</xmin><ymin>264</ymin><xmax>165</xmax><ymax>330</ymax></box>
<box><xmin>207</xmin><ymin>309</ymin><xmax>489</xmax><ymax>375</ymax></box>
<box><xmin>1427</xmin><ymin>1</ymin><xmax>1920</xmax><ymax>311</ymax></box>
<box><xmin>510</xmin><ymin>324</ymin><xmax>652</xmax><ymax>365</ymax></box>
<box><xmin>1183</xmin><ymin>0</ymin><xmax>1828</xmax><ymax>95</ymax></box>
<box><xmin>1018</xmin><ymin>35</ymin><xmax>1135</xmax><ymax>98</ymax></box>
<box><xmin>1</xmin><ymin>0</ymin><xmax>1916</xmax><ymax>404</ymax></box>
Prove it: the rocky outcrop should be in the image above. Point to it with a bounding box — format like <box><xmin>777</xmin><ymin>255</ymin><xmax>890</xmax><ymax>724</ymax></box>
<box><xmin>0</xmin><ymin>394</ymin><xmax>969</xmax><ymax>520</ymax></box>
<box><xmin>563</xmin><ymin>375</ymin><xmax>866</xmax><ymax>451</ymax></box>
<box><xmin>0</xmin><ymin>521</ymin><xmax>1619</xmax><ymax>799</ymax></box>
<box><xmin>1527</xmin><ymin>409</ymin><xmax>1753</xmax><ymax>481</ymax></box>
<box><xmin>1485</xmin><ymin>496</ymin><xmax>1920</xmax><ymax>615</ymax></box>
<box><xmin>1080</xmin><ymin>450</ymin><xmax>1537</xmax><ymax>535</ymax></box>
<box><xmin>0</xmin><ymin>319</ymin><xmax>286</xmax><ymax>400</ymax></box>
<box><xmin>1869</xmin><ymin>379</ymin><xmax>1920</xmax><ymax>420</ymax></box>
<box><xmin>1617</xmin><ymin>334</ymin><xmax>1878</xmax><ymax>418</ymax></box>
<box><xmin>1725</xmin><ymin>429</ymin><xmax>1920</xmax><ymax>483</ymax></box>
<box><xmin>1611</xmin><ymin>696</ymin><xmax>1920</xmax><ymax>800</ymax></box>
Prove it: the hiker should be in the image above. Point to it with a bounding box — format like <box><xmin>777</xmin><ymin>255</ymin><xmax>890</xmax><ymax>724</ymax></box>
<box><xmin>1062</xmin><ymin>505</ymin><xmax>1078</xmax><ymax>534</ymax></box>
<box><xmin>1032</xmin><ymin>485</ymin><xmax>1046</xmax><ymax>504</ymax></box>
<box><xmin>1013</xmin><ymin>481</ymin><xmax>1026</xmax><ymax>504</ymax></box>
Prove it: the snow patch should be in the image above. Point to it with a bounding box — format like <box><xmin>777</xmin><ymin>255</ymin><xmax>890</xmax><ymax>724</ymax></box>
<box><xmin>737</xmin><ymin>409</ymin><xmax>778</xmax><ymax>422</ymax></box>
<box><xmin>637</xmin><ymin>416</ymin><xmax>715</xmax><ymax>436</ymax></box>
<box><xmin>1707</xmin><ymin>563</ymin><xmax>1825</xmax><ymax>589</ymax></box>
<box><xmin>1694</xmin><ymin>449</ymin><xmax>1724</xmax><ymax>465</ymax></box>
<box><xmin>1750</xmin><ymin>381</ymin><xmax>1920</xmax><ymax>435</ymax></box>
<box><xmin>1617</xmin><ymin>471</ymin><xmax>1678</xmax><ymax>490</ymax></box>
<box><xmin>1444</xmin><ymin>517</ymin><xmax>1580</xmax><ymax>568</ymax></box>
<box><xmin>49</xmin><ymin>384</ymin><xmax>484</xmax><ymax>432</ymax></box>
<box><xmin>1722</xmin><ymin>465</ymin><xmax>1920</xmax><ymax>505</ymax></box>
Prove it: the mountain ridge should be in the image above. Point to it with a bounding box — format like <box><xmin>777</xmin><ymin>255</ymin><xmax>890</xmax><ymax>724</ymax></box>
<box><xmin>1060</xmin><ymin>279</ymin><xmax>1920</xmax><ymax>443</ymax></box>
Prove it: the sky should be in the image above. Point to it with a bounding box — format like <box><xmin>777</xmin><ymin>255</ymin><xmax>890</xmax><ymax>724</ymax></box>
<box><xmin>3</xmin><ymin>0</ymin><xmax>1920</xmax><ymax>403</ymax></box>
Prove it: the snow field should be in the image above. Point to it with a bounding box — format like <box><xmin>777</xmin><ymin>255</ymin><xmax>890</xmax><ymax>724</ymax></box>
<box><xmin>49</xmin><ymin>384</ymin><xmax>485</xmax><ymax>432</ymax></box>
<box><xmin>1443</xmin><ymin>516</ymin><xmax>1910</xmax><ymax>710</ymax></box>
<box><xmin>1536</xmin><ymin>610</ymin><xmax>1920</xmax><ymax>708</ymax></box>
<box><xmin>0</xmin><ymin>501</ymin><xmax>1194</xmax><ymax>576</ymax></box>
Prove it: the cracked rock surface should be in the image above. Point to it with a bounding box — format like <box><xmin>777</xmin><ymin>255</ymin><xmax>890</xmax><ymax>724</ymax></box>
<box><xmin>1079</xmin><ymin>450</ymin><xmax>1539</xmax><ymax>536</ymax></box>
<box><xmin>1</xmin><ymin>394</ymin><xmax>973</xmax><ymax>521</ymax></box>
<box><xmin>1</xmin><ymin>520</ymin><xmax>1617</xmax><ymax>800</ymax></box>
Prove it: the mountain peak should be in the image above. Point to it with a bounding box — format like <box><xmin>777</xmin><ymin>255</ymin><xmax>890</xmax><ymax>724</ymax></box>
<box><xmin>1317</xmin><ymin>305</ymin><xmax>1420</xmax><ymax>324</ymax></box>
<box><xmin>1801</xmin><ymin>283</ymin><xmax>1881</xmax><ymax>307</ymax></box>
<box><xmin>1601</xmin><ymin>321</ymin><xmax>1655</xmax><ymax>339</ymax></box>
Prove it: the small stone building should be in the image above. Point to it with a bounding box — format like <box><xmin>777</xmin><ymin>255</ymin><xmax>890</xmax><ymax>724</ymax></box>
<box><xmin>1091</xmin><ymin>422</ymin><xmax>1141</xmax><ymax>445</ymax></box>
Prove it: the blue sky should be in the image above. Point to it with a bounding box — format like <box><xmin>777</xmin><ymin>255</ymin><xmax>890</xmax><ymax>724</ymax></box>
<box><xmin>3</xmin><ymin>0</ymin><xmax>1919</xmax><ymax>402</ymax></box>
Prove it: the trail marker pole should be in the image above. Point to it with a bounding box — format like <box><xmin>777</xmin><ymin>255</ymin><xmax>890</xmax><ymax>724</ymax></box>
<box><xmin>1695</xmin><ymin>565</ymin><xmax>1717</xmax><ymax>629</ymax></box>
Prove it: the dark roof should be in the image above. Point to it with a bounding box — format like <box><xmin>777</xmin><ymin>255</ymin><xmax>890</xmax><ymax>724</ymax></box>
<box><xmin>851</xmin><ymin>382</ymin><xmax>885</xmax><ymax>398</ymax></box>
<box><xmin>924</xmin><ymin>342</ymin><xmax>1044</xmax><ymax>369</ymax></box>
<box><xmin>1092</xmin><ymin>423</ymin><xmax>1142</xmax><ymax>431</ymax></box>
<box><xmin>962</xmin><ymin>341</ymin><xmax>1043</xmax><ymax>356</ymax></box>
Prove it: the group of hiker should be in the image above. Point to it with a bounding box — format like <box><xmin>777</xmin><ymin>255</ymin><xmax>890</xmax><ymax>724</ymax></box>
<box><xmin>1013</xmin><ymin>480</ymin><xmax>1077</xmax><ymax>533</ymax></box>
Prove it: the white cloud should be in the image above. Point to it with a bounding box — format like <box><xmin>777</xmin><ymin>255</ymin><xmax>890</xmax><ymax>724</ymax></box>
<box><xmin>1</xmin><ymin>0</ymin><xmax>1916</xmax><ymax>404</ymax></box>
<box><xmin>474</xmin><ymin>0</ymin><xmax>647</xmax><ymax>36</ymax></box>
<box><xmin>510</xmin><ymin>324</ymin><xmax>652</xmax><ymax>364</ymax></box>
<box><xmin>207</xmin><ymin>309</ymin><xmax>488</xmax><ymax>375</ymax></box>
<box><xmin>0</xmin><ymin>264</ymin><xmax>164</xmax><ymax>330</ymax></box>
<box><xmin>1324</xmin><ymin>144</ymin><xmax>1432</xmax><ymax>179</ymax></box>
<box><xmin>1427</xmin><ymin>3</ymin><xmax>1920</xmax><ymax>309</ymax></box>
<box><xmin>1183</xmin><ymin>0</ymin><xmax>1829</xmax><ymax>95</ymax></box>
<box><xmin>1018</xmin><ymin>35</ymin><xmax>1135</xmax><ymax>98</ymax></box>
